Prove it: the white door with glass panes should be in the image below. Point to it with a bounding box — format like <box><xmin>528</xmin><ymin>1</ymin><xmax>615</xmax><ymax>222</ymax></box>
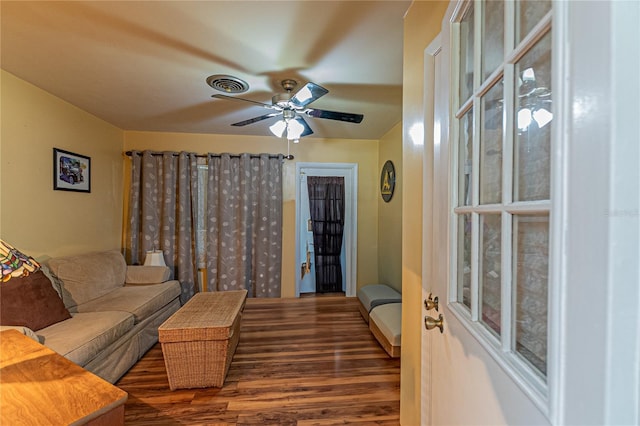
<box><xmin>424</xmin><ymin>0</ymin><xmax>553</xmax><ymax>423</ymax></box>
<box><xmin>423</xmin><ymin>1</ymin><xmax>640</xmax><ymax>425</ymax></box>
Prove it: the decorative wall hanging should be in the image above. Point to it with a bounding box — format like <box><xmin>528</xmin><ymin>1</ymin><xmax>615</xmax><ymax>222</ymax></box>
<box><xmin>53</xmin><ymin>148</ymin><xmax>91</xmax><ymax>193</ymax></box>
<box><xmin>380</xmin><ymin>160</ymin><xmax>396</xmax><ymax>202</ymax></box>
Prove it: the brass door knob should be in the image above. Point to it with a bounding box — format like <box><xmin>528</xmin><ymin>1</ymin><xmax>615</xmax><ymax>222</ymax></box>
<box><xmin>424</xmin><ymin>293</ymin><xmax>439</xmax><ymax>312</ymax></box>
<box><xmin>425</xmin><ymin>314</ymin><xmax>444</xmax><ymax>333</ymax></box>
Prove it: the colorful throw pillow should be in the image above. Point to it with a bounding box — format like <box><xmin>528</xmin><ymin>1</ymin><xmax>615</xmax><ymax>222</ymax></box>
<box><xmin>0</xmin><ymin>270</ymin><xmax>72</xmax><ymax>331</ymax></box>
<box><xmin>0</xmin><ymin>240</ymin><xmax>40</xmax><ymax>282</ymax></box>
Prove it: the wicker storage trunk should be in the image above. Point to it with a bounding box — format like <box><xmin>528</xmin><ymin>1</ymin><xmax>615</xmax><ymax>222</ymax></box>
<box><xmin>158</xmin><ymin>290</ymin><xmax>247</xmax><ymax>390</ymax></box>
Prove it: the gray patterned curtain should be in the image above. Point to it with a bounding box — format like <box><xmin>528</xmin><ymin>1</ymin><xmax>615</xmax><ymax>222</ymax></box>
<box><xmin>206</xmin><ymin>153</ymin><xmax>283</xmax><ymax>297</ymax></box>
<box><xmin>126</xmin><ymin>151</ymin><xmax>198</xmax><ymax>304</ymax></box>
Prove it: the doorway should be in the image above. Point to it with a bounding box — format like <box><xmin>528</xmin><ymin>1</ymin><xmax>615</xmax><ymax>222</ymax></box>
<box><xmin>295</xmin><ymin>162</ymin><xmax>358</xmax><ymax>297</ymax></box>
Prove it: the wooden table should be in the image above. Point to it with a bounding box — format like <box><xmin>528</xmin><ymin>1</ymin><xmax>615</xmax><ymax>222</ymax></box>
<box><xmin>0</xmin><ymin>329</ymin><xmax>128</xmax><ymax>426</ymax></box>
<box><xmin>158</xmin><ymin>290</ymin><xmax>248</xmax><ymax>389</ymax></box>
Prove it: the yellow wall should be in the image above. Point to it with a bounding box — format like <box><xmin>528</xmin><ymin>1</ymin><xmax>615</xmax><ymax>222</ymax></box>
<box><xmin>401</xmin><ymin>1</ymin><xmax>450</xmax><ymax>425</ymax></box>
<box><xmin>0</xmin><ymin>70</ymin><xmax>124</xmax><ymax>258</ymax></box>
<box><xmin>123</xmin><ymin>131</ymin><xmax>381</xmax><ymax>297</ymax></box>
<box><xmin>378</xmin><ymin>123</ymin><xmax>403</xmax><ymax>292</ymax></box>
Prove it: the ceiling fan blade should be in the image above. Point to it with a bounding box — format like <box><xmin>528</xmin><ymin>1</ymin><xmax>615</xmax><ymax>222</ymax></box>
<box><xmin>289</xmin><ymin>82</ymin><xmax>329</xmax><ymax>108</ymax></box>
<box><xmin>212</xmin><ymin>94</ymin><xmax>276</xmax><ymax>110</ymax></box>
<box><xmin>231</xmin><ymin>113</ymin><xmax>280</xmax><ymax>127</ymax></box>
<box><xmin>305</xmin><ymin>108</ymin><xmax>364</xmax><ymax>124</ymax></box>
<box><xmin>295</xmin><ymin>116</ymin><xmax>314</xmax><ymax>137</ymax></box>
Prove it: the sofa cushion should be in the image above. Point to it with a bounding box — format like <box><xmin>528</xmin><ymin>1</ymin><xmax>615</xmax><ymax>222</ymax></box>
<box><xmin>37</xmin><ymin>311</ymin><xmax>134</xmax><ymax>366</ymax></box>
<box><xmin>0</xmin><ymin>270</ymin><xmax>72</xmax><ymax>331</ymax></box>
<box><xmin>48</xmin><ymin>250</ymin><xmax>127</xmax><ymax>310</ymax></box>
<box><xmin>125</xmin><ymin>265</ymin><xmax>170</xmax><ymax>284</ymax></box>
<box><xmin>75</xmin><ymin>280</ymin><xmax>181</xmax><ymax>323</ymax></box>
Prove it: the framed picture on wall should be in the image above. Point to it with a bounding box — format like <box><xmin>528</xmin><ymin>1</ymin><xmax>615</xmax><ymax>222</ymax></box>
<box><xmin>53</xmin><ymin>148</ymin><xmax>91</xmax><ymax>193</ymax></box>
<box><xmin>380</xmin><ymin>160</ymin><xmax>395</xmax><ymax>202</ymax></box>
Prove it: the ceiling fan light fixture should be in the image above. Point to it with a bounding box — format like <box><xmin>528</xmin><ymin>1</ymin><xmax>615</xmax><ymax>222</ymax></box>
<box><xmin>269</xmin><ymin>117</ymin><xmax>305</xmax><ymax>140</ymax></box>
<box><xmin>522</xmin><ymin>67</ymin><xmax>536</xmax><ymax>82</ymax></box>
<box><xmin>517</xmin><ymin>108</ymin><xmax>533</xmax><ymax>131</ymax></box>
<box><xmin>213</xmin><ymin>79</ymin><xmax>361</xmax><ymax>139</ymax></box>
<box><xmin>533</xmin><ymin>107</ymin><xmax>553</xmax><ymax>128</ymax></box>
<box><xmin>269</xmin><ymin>120</ymin><xmax>287</xmax><ymax>138</ymax></box>
<box><xmin>286</xmin><ymin>119</ymin><xmax>305</xmax><ymax>140</ymax></box>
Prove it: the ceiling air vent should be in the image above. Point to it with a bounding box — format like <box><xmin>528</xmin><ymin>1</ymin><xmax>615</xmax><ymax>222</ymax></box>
<box><xmin>206</xmin><ymin>74</ymin><xmax>249</xmax><ymax>94</ymax></box>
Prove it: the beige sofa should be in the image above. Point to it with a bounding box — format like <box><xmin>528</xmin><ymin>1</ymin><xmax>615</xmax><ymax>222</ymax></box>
<box><xmin>3</xmin><ymin>250</ymin><xmax>181</xmax><ymax>383</ymax></box>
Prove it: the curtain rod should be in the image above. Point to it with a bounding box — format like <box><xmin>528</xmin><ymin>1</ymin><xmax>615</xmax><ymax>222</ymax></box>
<box><xmin>124</xmin><ymin>151</ymin><xmax>294</xmax><ymax>160</ymax></box>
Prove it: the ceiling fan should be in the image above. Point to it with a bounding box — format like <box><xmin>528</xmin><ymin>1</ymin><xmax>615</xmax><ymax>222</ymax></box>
<box><xmin>211</xmin><ymin>79</ymin><xmax>364</xmax><ymax>142</ymax></box>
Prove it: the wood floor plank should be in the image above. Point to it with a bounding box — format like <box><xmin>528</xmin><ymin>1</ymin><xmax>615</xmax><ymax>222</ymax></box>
<box><xmin>117</xmin><ymin>296</ymin><xmax>400</xmax><ymax>425</ymax></box>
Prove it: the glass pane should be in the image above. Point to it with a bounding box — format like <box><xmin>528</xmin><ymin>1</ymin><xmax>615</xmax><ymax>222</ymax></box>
<box><xmin>480</xmin><ymin>80</ymin><xmax>503</xmax><ymax>204</ymax></box>
<box><xmin>480</xmin><ymin>214</ymin><xmax>501</xmax><ymax>335</ymax></box>
<box><xmin>514</xmin><ymin>31</ymin><xmax>552</xmax><ymax>202</ymax></box>
<box><xmin>482</xmin><ymin>0</ymin><xmax>504</xmax><ymax>80</ymax></box>
<box><xmin>457</xmin><ymin>213</ymin><xmax>472</xmax><ymax>310</ymax></box>
<box><xmin>513</xmin><ymin>214</ymin><xmax>549</xmax><ymax>375</ymax></box>
<box><xmin>459</xmin><ymin>108</ymin><xmax>473</xmax><ymax>206</ymax></box>
<box><xmin>516</xmin><ymin>0</ymin><xmax>551</xmax><ymax>44</ymax></box>
<box><xmin>459</xmin><ymin>3</ymin><xmax>475</xmax><ymax>103</ymax></box>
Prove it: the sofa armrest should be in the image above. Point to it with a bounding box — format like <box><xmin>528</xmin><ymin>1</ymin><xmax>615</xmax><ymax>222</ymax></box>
<box><xmin>125</xmin><ymin>265</ymin><xmax>170</xmax><ymax>285</ymax></box>
<box><xmin>0</xmin><ymin>325</ymin><xmax>40</xmax><ymax>343</ymax></box>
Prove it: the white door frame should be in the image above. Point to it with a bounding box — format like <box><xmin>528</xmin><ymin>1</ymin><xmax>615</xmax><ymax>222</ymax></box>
<box><xmin>550</xmin><ymin>1</ymin><xmax>640</xmax><ymax>424</ymax></box>
<box><xmin>295</xmin><ymin>162</ymin><xmax>358</xmax><ymax>297</ymax></box>
<box><xmin>421</xmin><ymin>33</ymin><xmax>441</xmax><ymax>426</ymax></box>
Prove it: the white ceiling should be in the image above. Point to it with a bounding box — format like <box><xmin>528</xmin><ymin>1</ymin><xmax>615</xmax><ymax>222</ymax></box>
<box><xmin>1</xmin><ymin>1</ymin><xmax>411</xmax><ymax>140</ymax></box>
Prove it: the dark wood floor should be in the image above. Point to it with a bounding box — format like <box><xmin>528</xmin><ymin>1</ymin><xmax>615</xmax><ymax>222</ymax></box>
<box><xmin>116</xmin><ymin>296</ymin><xmax>400</xmax><ymax>425</ymax></box>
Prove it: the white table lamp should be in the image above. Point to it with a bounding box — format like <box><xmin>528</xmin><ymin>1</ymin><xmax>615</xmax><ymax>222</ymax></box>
<box><xmin>144</xmin><ymin>250</ymin><xmax>166</xmax><ymax>266</ymax></box>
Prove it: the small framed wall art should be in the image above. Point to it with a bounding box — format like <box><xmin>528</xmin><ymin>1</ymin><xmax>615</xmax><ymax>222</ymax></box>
<box><xmin>53</xmin><ymin>148</ymin><xmax>91</xmax><ymax>193</ymax></box>
<box><xmin>380</xmin><ymin>160</ymin><xmax>395</xmax><ymax>202</ymax></box>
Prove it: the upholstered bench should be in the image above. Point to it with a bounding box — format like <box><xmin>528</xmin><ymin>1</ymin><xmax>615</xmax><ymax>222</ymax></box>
<box><xmin>369</xmin><ymin>302</ymin><xmax>401</xmax><ymax>358</ymax></box>
<box><xmin>357</xmin><ymin>284</ymin><xmax>402</xmax><ymax>323</ymax></box>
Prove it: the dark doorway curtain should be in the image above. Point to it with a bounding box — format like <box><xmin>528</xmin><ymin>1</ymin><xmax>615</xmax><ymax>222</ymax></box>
<box><xmin>307</xmin><ymin>176</ymin><xmax>345</xmax><ymax>293</ymax></box>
